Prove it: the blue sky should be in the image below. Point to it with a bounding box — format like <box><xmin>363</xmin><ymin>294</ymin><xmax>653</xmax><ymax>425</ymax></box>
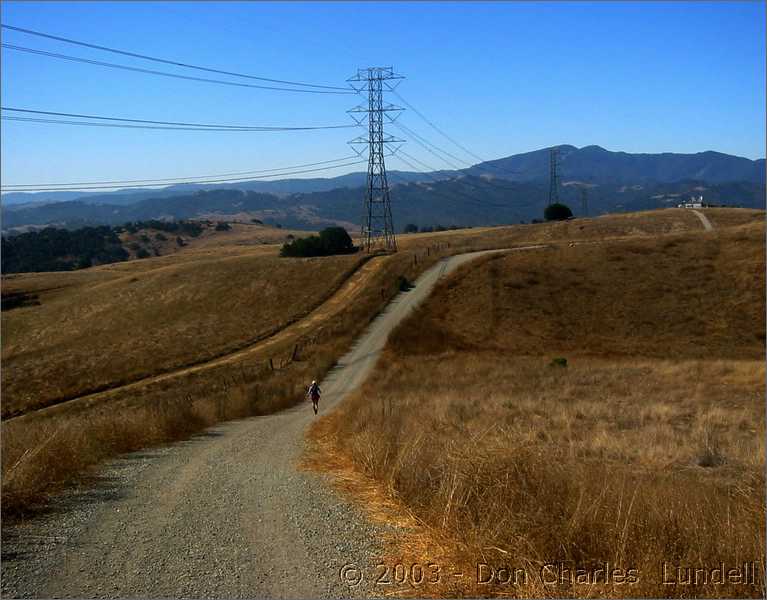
<box><xmin>1</xmin><ymin>1</ymin><xmax>764</xmax><ymax>188</ymax></box>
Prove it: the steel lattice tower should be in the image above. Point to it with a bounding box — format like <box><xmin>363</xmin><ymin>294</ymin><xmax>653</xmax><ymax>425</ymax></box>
<box><xmin>348</xmin><ymin>67</ymin><xmax>404</xmax><ymax>253</ymax></box>
<box><xmin>548</xmin><ymin>146</ymin><xmax>560</xmax><ymax>207</ymax></box>
<box><xmin>580</xmin><ymin>186</ymin><xmax>588</xmax><ymax>216</ymax></box>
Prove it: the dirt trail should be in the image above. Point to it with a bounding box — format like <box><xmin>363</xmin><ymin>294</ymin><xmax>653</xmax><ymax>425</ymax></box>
<box><xmin>2</xmin><ymin>247</ymin><xmax>526</xmax><ymax>599</ymax></box>
<box><xmin>691</xmin><ymin>209</ymin><xmax>714</xmax><ymax>231</ymax></box>
<box><xmin>5</xmin><ymin>257</ymin><xmax>385</xmax><ymax>423</ymax></box>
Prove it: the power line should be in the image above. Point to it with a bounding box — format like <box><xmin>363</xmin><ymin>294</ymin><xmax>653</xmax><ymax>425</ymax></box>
<box><xmin>396</xmin><ymin>149</ymin><xmax>443</xmax><ymax>175</ymax></box>
<box><xmin>1</xmin><ymin>108</ymin><xmax>357</xmax><ymax>131</ymax></box>
<box><xmin>393</xmin><ymin>152</ymin><xmax>515</xmax><ymax>212</ymax></box>
<box><xmin>392</xmin><ymin>120</ymin><xmax>468</xmax><ymax>169</ymax></box>
<box><xmin>390</xmin><ymin>91</ymin><xmax>525</xmax><ymax>180</ymax></box>
<box><xmin>2</xmin><ymin>44</ymin><xmax>354</xmax><ymax>95</ymax></box>
<box><xmin>2</xmin><ymin>156</ymin><xmax>361</xmax><ymax>189</ymax></box>
<box><xmin>391</xmin><ymin>112</ymin><xmax>525</xmax><ymax>181</ymax></box>
<box><xmin>2</xmin><ymin>24</ymin><xmax>351</xmax><ymax>91</ymax></box>
<box><xmin>391</xmin><ymin>119</ymin><xmax>534</xmax><ymax>205</ymax></box>
<box><xmin>391</xmin><ymin>121</ymin><xmax>464</xmax><ymax>171</ymax></box>
<box><xmin>357</xmin><ymin>86</ymin><xmax>538</xmax><ymax>214</ymax></box>
<box><xmin>354</xmin><ymin>85</ymin><xmax>516</xmax><ymax>181</ymax></box>
<box><xmin>393</xmin><ymin>154</ymin><xmax>496</xmax><ymax>210</ymax></box>
<box><xmin>2</xmin><ymin>116</ymin><xmax>360</xmax><ymax>132</ymax></box>
<box><xmin>391</xmin><ymin>89</ymin><xmax>487</xmax><ymax>163</ymax></box>
<box><xmin>397</xmin><ymin>148</ymin><xmax>525</xmax><ymax>207</ymax></box>
<box><xmin>0</xmin><ymin>159</ymin><xmax>367</xmax><ymax>192</ymax></box>
<box><xmin>395</xmin><ymin>149</ymin><xmax>539</xmax><ymax>219</ymax></box>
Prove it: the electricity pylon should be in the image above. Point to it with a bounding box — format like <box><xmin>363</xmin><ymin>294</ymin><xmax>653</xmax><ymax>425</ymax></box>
<box><xmin>348</xmin><ymin>67</ymin><xmax>404</xmax><ymax>253</ymax></box>
<box><xmin>548</xmin><ymin>146</ymin><xmax>560</xmax><ymax>207</ymax></box>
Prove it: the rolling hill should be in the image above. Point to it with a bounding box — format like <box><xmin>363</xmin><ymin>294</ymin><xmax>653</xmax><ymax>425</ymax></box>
<box><xmin>2</xmin><ymin>145</ymin><xmax>764</xmax><ymax>232</ymax></box>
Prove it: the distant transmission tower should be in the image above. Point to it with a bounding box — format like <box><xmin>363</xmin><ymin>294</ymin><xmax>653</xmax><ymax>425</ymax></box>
<box><xmin>347</xmin><ymin>67</ymin><xmax>404</xmax><ymax>253</ymax></box>
<box><xmin>580</xmin><ymin>186</ymin><xmax>588</xmax><ymax>216</ymax></box>
<box><xmin>548</xmin><ymin>146</ymin><xmax>560</xmax><ymax>207</ymax></box>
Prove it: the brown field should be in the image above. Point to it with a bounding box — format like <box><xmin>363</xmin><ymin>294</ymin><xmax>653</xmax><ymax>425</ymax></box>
<box><xmin>3</xmin><ymin>208</ymin><xmax>760</xmax><ymax>521</ymax></box>
<box><xmin>1</xmin><ymin>247</ymin><xmax>364</xmax><ymax>416</ymax></box>
<box><xmin>117</xmin><ymin>220</ymin><xmax>309</xmax><ymax>259</ymax></box>
<box><xmin>309</xmin><ymin>212</ymin><xmax>766</xmax><ymax>598</ymax></box>
<box><xmin>1</xmin><ymin>225</ymin><xmax>467</xmax><ymax>512</ymax></box>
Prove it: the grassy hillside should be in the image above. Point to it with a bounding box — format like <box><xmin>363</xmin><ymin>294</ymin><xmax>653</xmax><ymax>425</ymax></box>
<box><xmin>311</xmin><ymin>209</ymin><xmax>766</xmax><ymax>598</ymax></box>
<box><xmin>2</xmin><ymin>207</ymin><xmax>750</xmax><ymax>516</ymax></box>
<box><xmin>1</xmin><ymin>238</ymin><xmax>362</xmax><ymax>417</ymax></box>
<box><xmin>1</xmin><ymin>219</ymin><xmax>304</xmax><ymax>273</ymax></box>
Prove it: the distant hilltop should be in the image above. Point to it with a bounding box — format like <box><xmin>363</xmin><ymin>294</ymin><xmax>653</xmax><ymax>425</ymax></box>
<box><xmin>2</xmin><ymin>144</ymin><xmax>764</xmax><ymax>232</ymax></box>
<box><xmin>2</xmin><ymin>144</ymin><xmax>764</xmax><ymax>206</ymax></box>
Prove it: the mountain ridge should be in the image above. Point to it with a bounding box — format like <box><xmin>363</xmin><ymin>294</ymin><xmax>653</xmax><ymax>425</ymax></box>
<box><xmin>3</xmin><ymin>144</ymin><xmax>764</xmax><ymax>207</ymax></box>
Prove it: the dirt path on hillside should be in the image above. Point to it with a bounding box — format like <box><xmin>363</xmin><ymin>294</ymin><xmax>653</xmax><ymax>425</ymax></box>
<box><xmin>5</xmin><ymin>257</ymin><xmax>385</xmax><ymax>423</ymax></box>
<box><xmin>2</xmin><ymin>247</ymin><xmax>531</xmax><ymax>599</ymax></box>
<box><xmin>691</xmin><ymin>209</ymin><xmax>714</xmax><ymax>231</ymax></box>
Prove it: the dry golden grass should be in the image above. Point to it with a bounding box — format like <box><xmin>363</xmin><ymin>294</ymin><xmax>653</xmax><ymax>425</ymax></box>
<box><xmin>394</xmin><ymin>221</ymin><xmax>765</xmax><ymax>360</ymax></box>
<box><xmin>310</xmin><ymin>213</ymin><xmax>766</xmax><ymax>598</ymax></box>
<box><xmin>1</xmin><ymin>234</ymin><xmax>461</xmax><ymax>514</ymax></box>
<box><xmin>2</xmin><ymin>248</ymin><xmax>363</xmax><ymax>416</ymax></box>
<box><xmin>4</xmin><ymin>208</ymin><xmax>762</xmax><ymax>526</ymax></box>
<box><xmin>697</xmin><ymin>208</ymin><xmax>766</xmax><ymax>230</ymax></box>
<box><xmin>118</xmin><ymin>221</ymin><xmax>305</xmax><ymax>258</ymax></box>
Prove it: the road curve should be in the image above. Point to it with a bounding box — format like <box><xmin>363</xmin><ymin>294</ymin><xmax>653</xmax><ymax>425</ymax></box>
<box><xmin>1</xmin><ymin>248</ymin><xmax>530</xmax><ymax>599</ymax></box>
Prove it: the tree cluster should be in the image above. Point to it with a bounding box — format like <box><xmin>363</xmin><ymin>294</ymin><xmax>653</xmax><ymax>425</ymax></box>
<box><xmin>543</xmin><ymin>203</ymin><xmax>574</xmax><ymax>221</ymax></box>
<box><xmin>280</xmin><ymin>227</ymin><xmax>357</xmax><ymax>258</ymax></box>
<box><xmin>1</xmin><ymin>226</ymin><xmax>128</xmax><ymax>273</ymax></box>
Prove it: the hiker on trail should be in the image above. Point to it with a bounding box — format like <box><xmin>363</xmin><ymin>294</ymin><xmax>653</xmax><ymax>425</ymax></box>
<box><xmin>307</xmin><ymin>380</ymin><xmax>321</xmax><ymax>415</ymax></box>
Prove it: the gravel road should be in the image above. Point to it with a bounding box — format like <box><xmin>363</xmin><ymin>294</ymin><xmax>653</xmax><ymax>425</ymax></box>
<box><xmin>1</xmin><ymin>249</ymin><xmax>513</xmax><ymax>599</ymax></box>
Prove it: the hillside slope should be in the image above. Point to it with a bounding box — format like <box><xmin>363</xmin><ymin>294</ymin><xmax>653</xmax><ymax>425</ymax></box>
<box><xmin>313</xmin><ymin>208</ymin><xmax>766</xmax><ymax>598</ymax></box>
<box><xmin>1</xmin><ymin>245</ymin><xmax>363</xmax><ymax>417</ymax></box>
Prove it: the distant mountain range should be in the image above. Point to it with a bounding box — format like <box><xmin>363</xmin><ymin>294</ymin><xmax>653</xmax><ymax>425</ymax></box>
<box><xmin>3</xmin><ymin>145</ymin><xmax>764</xmax><ymax>232</ymax></box>
<box><xmin>468</xmin><ymin>145</ymin><xmax>765</xmax><ymax>185</ymax></box>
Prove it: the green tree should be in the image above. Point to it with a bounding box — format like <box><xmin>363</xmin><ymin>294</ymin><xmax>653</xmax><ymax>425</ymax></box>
<box><xmin>318</xmin><ymin>226</ymin><xmax>354</xmax><ymax>253</ymax></box>
<box><xmin>280</xmin><ymin>227</ymin><xmax>356</xmax><ymax>258</ymax></box>
<box><xmin>544</xmin><ymin>203</ymin><xmax>573</xmax><ymax>221</ymax></box>
<box><xmin>403</xmin><ymin>223</ymin><xmax>419</xmax><ymax>234</ymax></box>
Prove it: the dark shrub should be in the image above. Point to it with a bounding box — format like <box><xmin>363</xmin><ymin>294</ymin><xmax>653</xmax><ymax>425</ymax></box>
<box><xmin>136</xmin><ymin>248</ymin><xmax>151</xmax><ymax>259</ymax></box>
<box><xmin>182</xmin><ymin>222</ymin><xmax>203</xmax><ymax>237</ymax></box>
<box><xmin>280</xmin><ymin>227</ymin><xmax>356</xmax><ymax>258</ymax></box>
<box><xmin>544</xmin><ymin>203</ymin><xmax>573</xmax><ymax>221</ymax></box>
<box><xmin>397</xmin><ymin>275</ymin><xmax>413</xmax><ymax>291</ymax></box>
<box><xmin>403</xmin><ymin>223</ymin><xmax>419</xmax><ymax>234</ymax></box>
<box><xmin>215</xmin><ymin>222</ymin><xmax>231</xmax><ymax>231</ymax></box>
